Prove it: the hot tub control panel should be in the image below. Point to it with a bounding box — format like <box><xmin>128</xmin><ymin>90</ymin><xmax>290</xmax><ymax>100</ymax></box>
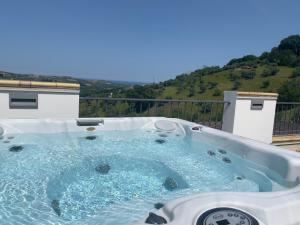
<box><xmin>196</xmin><ymin>207</ymin><xmax>259</xmax><ymax>225</ymax></box>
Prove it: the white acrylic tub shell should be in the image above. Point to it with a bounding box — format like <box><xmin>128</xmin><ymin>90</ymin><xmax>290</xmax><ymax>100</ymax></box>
<box><xmin>1</xmin><ymin>117</ymin><xmax>300</xmax><ymax>225</ymax></box>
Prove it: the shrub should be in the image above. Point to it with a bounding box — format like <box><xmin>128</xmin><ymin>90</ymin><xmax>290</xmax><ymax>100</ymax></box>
<box><xmin>207</xmin><ymin>81</ymin><xmax>218</xmax><ymax>89</ymax></box>
<box><xmin>291</xmin><ymin>67</ymin><xmax>300</xmax><ymax>78</ymax></box>
<box><xmin>278</xmin><ymin>79</ymin><xmax>300</xmax><ymax>102</ymax></box>
<box><xmin>213</xmin><ymin>88</ymin><xmax>222</xmax><ymax>96</ymax></box>
<box><xmin>200</xmin><ymin>103</ymin><xmax>212</xmax><ymax>113</ymax></box>
<box><xmin>176</xmin><ymin>86</ymin><xmax>183</xmax><ymax>94</ymax></box>
<box><xmin>261</xmin><ymin>66</ymin><xmax>279</xmax><ymax>77</ymax></box>
<box><xmin>126</xmin><ymin>85</ymin><xmax>157</xmax><ymax>99</ymax></box>
<box><xmin>199</xmin><ymin>83</ymin><xmax>206</xmax><ymax>93</ymax></box>
<box><xmin>227</xmin><ymin>55</ymin><xmax>258</xmax><ymax>66</ymax></box>
<box><xmin>241</xmin><ymin>70</ymin><xmax>256</xmax><ymax>79</ymax></box>
<box><xmin>232</xmin><ymin>80</ymin><xmax>241</xmax><ymax>90</ymax></box>
<box><xmin>278</xmin><ymin>35</ymin><xmax>300</xmax><ymax>55</ymax></box>
<box><xmin>188</xmin><ymin>87</ymin><xmax>195</xmax><ymax>97</ymax></box>
<box><xmin>228</xmin><ymin>72</ymin><xmax>240</xmax><ymax>81</ymax></box>
<box><xmin>261</xmin><ymin>80</ymin><xmax>270</xmax><ymax>88</ymax></box>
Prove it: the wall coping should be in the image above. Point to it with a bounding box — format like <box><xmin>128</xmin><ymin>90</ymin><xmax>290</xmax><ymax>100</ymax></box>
<box><xmin>236</xmin><ymin>91</ymin><xmax>278</xmax><ymax>97</ymax></box>
<box><xmin>0</xmin><ymin>79</ymin><xmax>80</xmax><ymax>90</ymax></box>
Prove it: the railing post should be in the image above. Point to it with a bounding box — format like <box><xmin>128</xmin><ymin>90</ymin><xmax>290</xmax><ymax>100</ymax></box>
<box><xmin>222</xmin><ymin>91</ymin><xmax>278</xmax><ymax>144</ymax></box>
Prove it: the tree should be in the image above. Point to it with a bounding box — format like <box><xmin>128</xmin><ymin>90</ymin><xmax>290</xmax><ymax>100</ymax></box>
<box><xmin>291</xmin><ymin>67</ymin><xmax>300</xmax><ymax>78</ymax></box>
<box><xmin>232</xmin><ymin>80</ymin><xmax>241</xmax><ymax>90</ymax></box>
<box><xmin>261</xmin><ymin>35</ymin><xmax>300</xmax><ymax>67</ymax></box>
<box><xmin>213</xmin><ymin>89</ymin><xmax>222</xmax><ymax>96</ymax></box>
<box><xmin>261</xmin><ymin>66</ymin><xmax>279</xmax><ymax>77</ymax></box>
<box><xmin>278</xmin><ymin>35</ymin><xmax>300</xmax><ymax>55</ymax></box>
<box><xmin>207</xmin><ymin>81</ymin><xmax>218</xmax><ymax>89</ymax></box>
<box><xmin>257</xmin><ymin>35</ymin><xmax>300</xmax><ymax>67</ymax></box>
<box><xmin>199</xmin><ymin>83</ymin><xmax>206</xmax><ymax>93</ymax></box>
<box><xmin>125</xmin><ymin>85</ymin><xmax>158</xmax><ymax>113</ymax></box>
<box><xmin>188</xmin><ymin>86</ymin><xmax>195</xmax><ymax>97</ymax></box>
<box><xmin>195</xmin><ymin>66</ymin><xmax>221</xmax><ymax>76</ymax></box>
<box><xmin>260</xmin><ymin>52</ymin><xmax>270</xmax><ymax>61</ymax></box>
<box><xmin>227</xmin><ymin>55</ymin><xmax>258</xmax><ymax>66</ymax></box>
<box><xmin>278</xmin><ymin>79</ymin><xmax>300</xmax><ymax>102</ymax></box>
<box><xmin>260</xmin><ymin>80</ymin><xmax>270</xmax><ymax>88</ymax></box>
<box><xmin>126</xmin><ymin>85</ymin><xmax>157</xmax><ymax>99</ymax></box>
<box><xmin>200</xmin><ymin>103</ymin><xmax>212</xmax><ymax>113</ymax></box>
<box><xmin>241</xmin><ymin>70</ymin><xmax>256</xmax><ymax>79</ymax></box>
<box><xmin>228</xmin><ymin>72</ymin><xmax>240</xmax><ymax>81</ymax></box>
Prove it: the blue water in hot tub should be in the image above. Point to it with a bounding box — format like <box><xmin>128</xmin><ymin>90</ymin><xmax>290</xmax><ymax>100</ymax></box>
<box><xmin>0</xmin><ymin>129</ymin><xmax>286</xmax><ymax>225</ymax></box>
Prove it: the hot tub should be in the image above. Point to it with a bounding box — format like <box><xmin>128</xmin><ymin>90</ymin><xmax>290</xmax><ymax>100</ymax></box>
<box><xmin>0</xmin><ymin>118</ymin><xmax>299</xmax><ymax>225</ymax></box>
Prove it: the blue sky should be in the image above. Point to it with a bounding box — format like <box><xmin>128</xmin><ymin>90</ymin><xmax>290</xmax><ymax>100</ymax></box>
<box><xmin>0</xmin><ymin>0</ymin><xmax>299</xmax><ymax>82</ymax></box>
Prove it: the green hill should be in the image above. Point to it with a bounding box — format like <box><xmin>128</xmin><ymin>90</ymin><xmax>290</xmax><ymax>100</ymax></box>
<box><xmin>159</xmin><ymin>65</ymin><xmax>295</xmax><ymax>100</ymax></box>
<box><xmin>119</xmin><ymin>35</ymin><xmax>300</xmax><ymax>102</ymax></box>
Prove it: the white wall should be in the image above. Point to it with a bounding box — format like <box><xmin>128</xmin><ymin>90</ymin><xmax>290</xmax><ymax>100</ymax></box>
<box><xmin>0</xmin><ymin>90</ymin><xmax>79</xmax><ymax>119</ymax></box>
<box><xmin>222</xmin><ymin>91</ymin><xmax>278</xmax><ymax>144</ymax></box>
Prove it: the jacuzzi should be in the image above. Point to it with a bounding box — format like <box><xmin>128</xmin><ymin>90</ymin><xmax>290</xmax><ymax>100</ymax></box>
<box><xmin>0</xmin><ymin>117</ymin><xmax>300</xmax><ymax>225</ymax></box>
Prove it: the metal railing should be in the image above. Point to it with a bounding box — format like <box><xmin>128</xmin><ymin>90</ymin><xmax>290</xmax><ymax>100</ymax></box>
<box><xmin>80</xmin><ymin>97</ymin><xmax>230</xmax><ymax>130</ymax></box>
<box><xmin>273</xmin><ymin>102</ymin><xmax>300</xmax><ymax>135</ymax></box>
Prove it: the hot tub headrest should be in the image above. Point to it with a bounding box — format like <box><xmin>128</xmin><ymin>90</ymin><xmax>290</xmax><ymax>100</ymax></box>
<box><xmin>154</xmin><ymin>120</ymin><xmax>178</xmax><ymax>131</ymax></box>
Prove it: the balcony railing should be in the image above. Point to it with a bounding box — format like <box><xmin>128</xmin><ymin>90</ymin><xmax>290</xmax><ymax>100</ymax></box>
<box><xmin>273</xmin><ymin>102</ymin><xmax>300</xmax><ymax>135</ymax></box>
<box><xmin>80</xmin><ymin>97</ymin><xmax>230</xmax><ymax>130</ymax></box>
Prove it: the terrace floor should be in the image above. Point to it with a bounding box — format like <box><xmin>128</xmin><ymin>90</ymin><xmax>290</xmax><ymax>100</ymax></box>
<box><xmin>273</xmin><ymin>135</ymin><xmax>300</xmax><ymax>152</ymax></box>
<box><xmin>282</xmin><ymin>144</ymin><xmax>300</xmax><ymax>152</ymax></box>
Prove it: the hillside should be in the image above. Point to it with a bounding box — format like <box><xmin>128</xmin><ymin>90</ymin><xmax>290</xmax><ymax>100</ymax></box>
<box><xmin>118</xmin><ymin>35</ymin><xmax>300</xmax><ymax>102</ymax></box>
<box><xmin>159</xmin><ymin>65</ymin><xmax>295</xmax><ymax>100</ymax></box>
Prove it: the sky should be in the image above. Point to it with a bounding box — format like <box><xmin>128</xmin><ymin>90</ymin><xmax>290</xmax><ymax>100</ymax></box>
<box><xmin>0</xmin><ymin>0</ymin><xmax>300</xmax><ymax>82</ymax></box>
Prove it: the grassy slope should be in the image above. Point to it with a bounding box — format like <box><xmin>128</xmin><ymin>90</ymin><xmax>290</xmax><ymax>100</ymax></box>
<box><xmin>0</xmin><ymin>66</ymin><xmax>296</xmax><ymax>100</ymax></box>
<box><xmin>160</xmin><ymin>66</ymin><xmax>294</xmax><ymax>100</ymax></box>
